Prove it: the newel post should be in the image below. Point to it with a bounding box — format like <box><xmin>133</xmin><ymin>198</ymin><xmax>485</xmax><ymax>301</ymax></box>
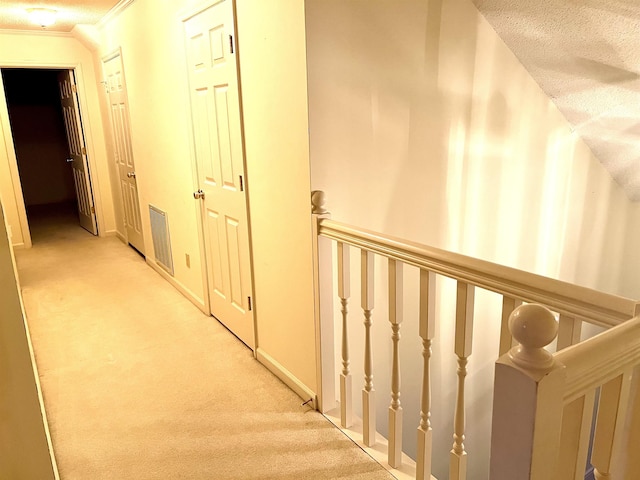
<box><xmin>489</xmin><ymin>304</ymin><xmax>566</xmax><ymax>480</ymax></box>
<box><xmin>311</xmin><ymin>191</ymin><xmax>336</xmax><ymax>412</ymax></box>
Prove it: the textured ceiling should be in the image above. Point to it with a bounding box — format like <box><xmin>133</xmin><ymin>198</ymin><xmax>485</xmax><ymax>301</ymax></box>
<box><xmin>0</xmin><ymin>1</ymin><xmax>118</xmax><ymax>32</ymax></box>
<box><xmin>473</xmin><ymin>0</ymin><xmax>640</xmax><ymax>201</ymax></box>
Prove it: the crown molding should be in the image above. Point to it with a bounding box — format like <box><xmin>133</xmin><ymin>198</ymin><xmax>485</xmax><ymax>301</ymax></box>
<box><xmin>96</xmin><ymin>0</ymin><xmax>136</xmax><ymax>29</ymax></box>
<box><xmin>0</xmin><ymin>28</ymin><xmax>73</xmax><ymax>38</ymax></box>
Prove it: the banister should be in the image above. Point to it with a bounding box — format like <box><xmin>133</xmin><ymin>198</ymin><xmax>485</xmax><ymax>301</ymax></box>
<box><xmin>555</xmin><ymin>316</ymin><xmax>640</xmax><ymax>404</ymax></box>
<box><xmin>318</xmin><ymin>218</ymin><xmax>640</xmax><ymax>328</ymax></box>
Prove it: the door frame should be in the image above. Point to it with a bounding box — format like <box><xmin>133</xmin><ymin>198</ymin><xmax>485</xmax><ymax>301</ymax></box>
<box><xmin>180</xmin><ymin>0</ymin><xmax>259</xmax><ymax>345</ymax></box>
<box><xmin>0</xmin><ymin>62</ymin><xmax>105</xmax><ymax>247</ymax></box>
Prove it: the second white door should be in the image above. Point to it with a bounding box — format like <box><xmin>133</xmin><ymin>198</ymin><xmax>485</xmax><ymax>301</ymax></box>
<box><xmin>103</xmin><ymin>53</ymin><xmax>144</xmax><ymax>253</ymax></box>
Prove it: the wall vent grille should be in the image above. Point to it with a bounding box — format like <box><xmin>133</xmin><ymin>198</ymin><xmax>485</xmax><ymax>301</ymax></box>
<box><xmin>148</xmin><ymin>204</ymin><xmax>174</xmax><ymax>276</ymax></box>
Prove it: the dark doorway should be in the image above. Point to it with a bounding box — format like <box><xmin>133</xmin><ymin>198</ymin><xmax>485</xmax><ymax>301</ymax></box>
<box><xmin>1</xmin><ymin>68</ymin><xmax>90</xmax><ymax>244</ymax></box>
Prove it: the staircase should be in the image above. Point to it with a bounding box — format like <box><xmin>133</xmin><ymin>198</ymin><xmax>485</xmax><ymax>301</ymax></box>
<box><xmin>310</xmin><ymin>190</ymin><xmax>640</xmax><ymax>480</ymax></box>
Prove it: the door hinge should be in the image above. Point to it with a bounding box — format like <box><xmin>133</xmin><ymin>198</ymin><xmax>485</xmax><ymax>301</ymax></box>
<box><xmin>229</xmin><ymin>34</ymin><xmax>234</xmax><ymax>54</ymax></box>
<box><xmin>91</xmin><ymin>206</ymin><xmax>95</xmax><ymax>214</ymax></box>
<box><xmin>239</xmin><ymin>175</ymin><xmax>244</xmax><ymax>192</ymax></box>
<box><xmin>248</xmin><ymin>296</ymin><xmax>252</xmax><ymax>311</ymax></box>
<box><xmin>72</xmin><ymin>84</ymin><xmax>77</xmax><ymax>93</ymax></box>
<box><xmin>82</xmin><ymin>147</ymin><xmax>87</xmax><ymax>155</ymax></box>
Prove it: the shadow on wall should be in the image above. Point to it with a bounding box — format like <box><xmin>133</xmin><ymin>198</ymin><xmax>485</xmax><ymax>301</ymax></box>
<box><xmin>306</xmin><ymin>0</ymin><xmax>636</xmax><ymax>478</ymax></box>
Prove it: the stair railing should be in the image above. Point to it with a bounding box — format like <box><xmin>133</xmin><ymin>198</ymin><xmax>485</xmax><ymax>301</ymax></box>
<box><xmin>490</xmin><ymin>305</ymin><xmax>640</xmax><ymax>480</ymax></box>
<box><xmin>310</xmin><ymin>191</ymin><xmax>640</xmax><ymax>480</ymax></box>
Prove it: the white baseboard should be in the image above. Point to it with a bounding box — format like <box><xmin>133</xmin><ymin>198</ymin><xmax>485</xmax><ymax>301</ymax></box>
<box><xmin>256</xmin><ymin>348</ymin><xmax>317</xmax><ymax>409</ymax></box>
<box><xmin>11</xmin><ymin>242</ymin><xmax>25</xmax><ymax>250</ymax></box>
<box><xmin>104</xmin><ymin>229</ymin><xmax>127</xmax><ymax>244</ymax></box>
<box><xmin>145</xmin><ymin>258</ymin><xmax>207</xmax><ymax>314</ymax></box>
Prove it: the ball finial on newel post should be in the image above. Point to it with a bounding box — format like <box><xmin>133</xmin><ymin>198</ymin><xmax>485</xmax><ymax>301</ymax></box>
<box><xmin>311</xmin><ymin>190</ymin><xmax>328</xmax><ymax>214</ymax></box>
<box><xmin>508</xmin><ymin>303</ymin><xmax>558</xmax><ymax>371</ymax></box>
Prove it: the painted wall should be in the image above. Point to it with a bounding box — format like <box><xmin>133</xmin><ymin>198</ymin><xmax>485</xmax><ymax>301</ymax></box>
<box><xmin>3</xmin><ymin>69</ymin><xmax>75</xmax><ymax>207</ymax></box>
<box><xmin>620</xmin><ymin>203</ymin><xmax>640</xmax><ymax>300</ymax></box>
<box><xmin>0</xmin><ymin>202</ymin><xmax>57</xmax><ymax>479</ymax></box>
<box><xmin>97</xmin><ymin>0</ymin><xmax>207</xmax><ymax>306</ymax></box>
<box><xmin>97</xmin><ymin>0</ymin><xmax>317</xmax><ymax>393</ymax></box>
<box><xmin>306</xmin><ymin>0</ymin><xmax>638</xmax><ymax>477</ymax></box>
<box><xmin>235</xmin><ymin>0</ymin><xmax>317</xmax><ymax>393</ymax></box>
<box><xmin>0</xmin><ymin>31</ymin><xmax>115</xmax><ymax>245</ymax></box>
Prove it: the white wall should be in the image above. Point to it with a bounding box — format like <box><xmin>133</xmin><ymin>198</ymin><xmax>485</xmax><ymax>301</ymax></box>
<box><xmin>306</xmin><ymin>0</ymin><xmax>638</xmax><ymax>477</ymax></box>
<box><xmin>97</xmin><ymin>2</ymin><xmax>206</xmax><ymax>304</ymax></box>
<box><xmin>0</xmin><ymin>202</ymin><xmax>57</xmax><ymax>479</ymax></box>
<box><xmin>98</xmin><ymin>0</ymin><xmax>318</xmax><ymax>394</ymax></box>
<box><xmin>620</xmin><ymin>203</ymin><xmax>640</xmax><ymax>300</ymax></box>
<box><xmin>0</xmin><ymin>31</ymin><xmax>115</xmax><ymax>246</ymax></box>
<box><xmin>235</xmin><ymin>0</ymin><xmax>317</xmax><ymax>396</ymax></box>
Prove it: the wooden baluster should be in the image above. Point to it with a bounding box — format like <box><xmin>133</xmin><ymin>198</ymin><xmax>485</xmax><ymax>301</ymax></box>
<box><xmin>388</xmin><ymin>259</ymin><xmax>403</xmax><ymax>468</ymax></box>
<box><xmin>450</xmin><ymin>281</ymin><xmax>474</xmax><ymax>480</ymax></box>
<box><xmin>557</xmin><ymin>314</ymin><xmax>582</xmax><ymax>350</ymax></box>
<box><xmin>417</xmin><ymin>270</ymin><xmax>436</xmax><ymax>480</ymax></box>
<box><xmin>592</xmin><ymin>370</ymin><xmax>633</xmax><ymax>480</ymax></box>
<box><xmin>362</xmin><ymin>249</ymin><xmax>376</xmax><ymax>447</ymax></box>
<box><xmin>554</xmin><ymin>391</ymin><xmax>596</xmax><ymax>480</ymax></box>
<box><xmin>489</xmin><ymin>304</ymin><xmax>564</xmax><ymax>480</ymax></box>
<box><xmin>338</xmin><ymin>242</ymin><xmax>352</xmax><ymax>428</ymax></box>
<box><xmin>499</xmin><ymin>296</ymin><xmax>521</xmax><ymax>356</ymax></box>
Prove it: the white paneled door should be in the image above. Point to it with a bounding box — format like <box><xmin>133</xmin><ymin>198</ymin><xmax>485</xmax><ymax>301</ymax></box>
<box><xmin>58</xmin><ymin>70</ymin><xmax>97</xmax><ymax>235</ymax></box>
<box><xmin>185</xmin><ymin>0</ymin><xmax>255</xmax><ymax>349</ymax></box>
<box><xmin>102</xmin><ymin>53</ymin><xmax>145</xmax><ymax>254</ymax></box>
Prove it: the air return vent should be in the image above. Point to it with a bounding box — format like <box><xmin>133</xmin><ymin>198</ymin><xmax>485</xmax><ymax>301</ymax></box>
<box><xmin>148</xmin><ymin>204</ymin><xmax>174</xmax><ymax>276</ymax></box>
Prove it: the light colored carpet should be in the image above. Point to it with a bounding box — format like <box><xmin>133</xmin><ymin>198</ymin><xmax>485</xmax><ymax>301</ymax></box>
<box><xmin>16</xmin><ymin>204</ymin><xmax>393</xmax><ymax>480</ymax></box>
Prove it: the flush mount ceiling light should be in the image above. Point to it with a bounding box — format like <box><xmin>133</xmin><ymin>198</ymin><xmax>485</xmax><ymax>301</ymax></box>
<box><xmin>27</xmin><ymin>8</ymin><xmax>57</xmax><ymax>27</ymax></box>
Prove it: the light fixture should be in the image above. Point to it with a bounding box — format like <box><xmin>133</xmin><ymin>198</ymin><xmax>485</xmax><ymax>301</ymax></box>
<box><xmin>27</xmin><ymin>8</ymin><xmax>57</xmax><ymax>28</ymax></box>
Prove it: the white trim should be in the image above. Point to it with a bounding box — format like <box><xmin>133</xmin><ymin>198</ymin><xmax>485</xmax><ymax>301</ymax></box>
<box><xmin>96</xmin><ymin>0</ymin><xmax>136</xmax><ymax>29</ymax></box>
<box><xmin>104</xmin><ymin>229</ymin><xmax>127</xmax><ymax>243</ymax></box>
<box><xmin>179</xmin><ymin>0</ymin><xmax>226</xmax><ymax>22</ymax></box>
<box><xmin>0</xmin><ymin>61</ymin><xmax>80</xmax><ymax>69</ymax></box>
<box><xmin>256</xmin><ymin>348</ymin><xmax>317</xmax><ymax>409</ymax></box>
<box><xmin>0</xmin><ymin>29</ymin><xmax>72</xmax><ymax>38</ymax></box>
<box><xmin>0</xmin><ymin>72</ymin><xmax>31</xmax><ymax>248</ymax></box>
<box><xmin>146</xmin><ymin>258</ymin><xmax>207</xmax><ymax>314</ymax></box>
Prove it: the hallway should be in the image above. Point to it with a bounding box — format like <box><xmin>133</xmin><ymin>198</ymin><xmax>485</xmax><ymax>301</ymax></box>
<box><xmin>14</xmin><ymin>216</ymin><xmax>392</xmax><ymax>479</ymax></box>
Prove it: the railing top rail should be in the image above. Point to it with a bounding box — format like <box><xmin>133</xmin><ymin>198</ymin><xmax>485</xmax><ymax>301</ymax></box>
<box><xmin>318</xmin><ymin>218</ymin><xmax>640</xmax><ymax>328</ymax></box>
<box><xmin>555</xmin><ymin>316</ymin><xmax>640</xmax><ymax>404</ymax></box>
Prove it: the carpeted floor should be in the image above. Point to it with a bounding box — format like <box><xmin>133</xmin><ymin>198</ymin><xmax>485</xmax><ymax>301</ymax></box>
<box><xmin>16</xmin><ymin>204</ymin><xmax>393</xmax><ymax>480</ymax></box>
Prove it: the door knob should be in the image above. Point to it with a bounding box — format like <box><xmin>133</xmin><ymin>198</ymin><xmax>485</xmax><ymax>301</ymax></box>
<box><xmin>193</xmin><ymin>189</ymin><xmax>205</xmax><ymax>200</ymax></box>
<box><xmin>66</xmin><ymin>158</ymin><xmax>73</xmax><ymax>163</ymax></box>
<box><xmin>127</xmin><ymin>172</ymin><xmax>136</xmax><ymax>178</ymax></box>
